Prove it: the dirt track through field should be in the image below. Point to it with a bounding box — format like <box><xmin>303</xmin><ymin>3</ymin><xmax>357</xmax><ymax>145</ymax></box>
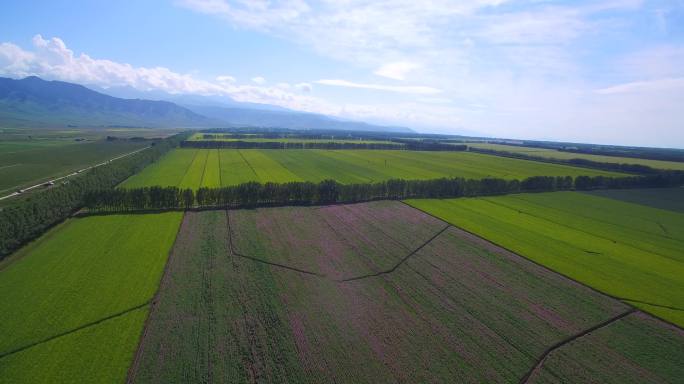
<box><xmin>237</xmin><ymin>150</ymin><xmax>258</xmax><ymax>179</ymax></box>
<box><xmin>519</xmin><ymin>308</ymin><xmax>637</xmax><ymax>383</ymax></box>
<box><xmin>484</xmin><ymin>196</ymin><xmax>684</xmax><ymax>260</ymax></box>
<box><xmin>0</xmin><ymin>301</ymin><xmax>150</xmax><ymax>360</ymax></box>
<box><xmin>224</xmin><ymin>208</ymin><xmax>452</xmax><ymax>281</ymax></box>
<box><xmin>226</xmin><ymin>211</ymin><xmax>323</xmax><ymax>277</ymax></box>
<box><xmin>402</xmin><ymin>200</ymin><xmax>684</xmax><ymax>330</ymax></box>
<box><xmin>128</xmin><ymin>202</ymin><xmax>679</xmax><ymax>383</ymax></box>
<box><xmin>339</xmin><ymin>224</ymin><xmax>450</xmax><ymax>282</ymax></box>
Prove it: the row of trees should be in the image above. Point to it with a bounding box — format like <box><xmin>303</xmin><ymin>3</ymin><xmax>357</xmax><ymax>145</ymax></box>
<box><xmin>84</xmin><ymin>172</ymin><xmax>684</xmax><ymax>212</ymax></box>
<box><xmin>181</xmin><ymin>140</ymin><xmax>404</xmax><ymax>150</ymax></box>
<box><xmin>390</xmin><ymin>138</ymin><xmax>468</xmax><ymax>151</ymax></box>
<box><xmin>469</xmin><ymin>147</ymin><xmax>661</xmax><ymax>174</ymax></box>
<box><xmin>182</xmin><ymin>140</ymin><xmax>468</xmax><ymax>151</ymax></box>
<box><xmin>560</xmin><ymin>147</ymin><xmax>684</xmax><ymax>163</ymax></box>
<box><xmin>0</xmin><ymin>132</ymin><xmax>190</xmax><ymax>258</ymax></box>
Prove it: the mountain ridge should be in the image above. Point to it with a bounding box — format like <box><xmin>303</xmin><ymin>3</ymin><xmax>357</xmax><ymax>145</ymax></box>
<box><xmin>0</xmin><ymin>76</ymin><xmax>413</xmax><ymax>133</ymax></box>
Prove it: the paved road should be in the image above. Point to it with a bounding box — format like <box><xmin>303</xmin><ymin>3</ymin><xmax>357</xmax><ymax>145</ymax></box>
<box><xmin>0</xmin><ymin>146</ymin><xmax>150</xmax><ymax>202</ymax></box>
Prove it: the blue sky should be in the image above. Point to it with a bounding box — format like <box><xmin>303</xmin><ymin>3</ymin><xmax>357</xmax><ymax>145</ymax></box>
<box><xmin>1</xmin><ymin>0</ymin><xmax>683</xmax><ymax>147</ymax></box>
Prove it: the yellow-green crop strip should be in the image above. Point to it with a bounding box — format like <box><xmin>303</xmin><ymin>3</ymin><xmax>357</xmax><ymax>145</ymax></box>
<box><xmin>0</xmin><ymin>212</ymin><xmax>182</xmax><ymax>382</ymax></box>
<box><xmin>406</xmin><ymin>191</ymin><xmax>684</xmax><ymax>327</ymax></box>
<box><xmin>468</xmin><ymin>143</ymin><xmax>684</xmax><ymax>171</ymax></box>
<box><xmin>122</xmin><ymin>148</ymin><xmax>624</xmax><ymax>190</ymax></box>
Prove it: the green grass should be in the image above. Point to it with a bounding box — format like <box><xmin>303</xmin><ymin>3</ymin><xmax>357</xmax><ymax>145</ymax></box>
<box><xmin>469</xmin><ymin>143</ymin><xmax>684</xmax><ymax>170</ymax></box>
<box><xmin>123</xmin><ymin>148</ymin><xmax>623</xmax><ymax>190</ymax></box>
<box><xmin>585</xmin><ymin>187</ymin><xmax>684</xmax><ymax>213</ymax></box>
<box><xmin>0</xmin><ymin>307</ymin><xmax>148</xmax><ymax>384</ymax></box>
<box><xmin>406</xmin><ymin>191</ymin><xmax>684</xmax><ymax>327</ymax></box>
<box><xmin>0</xmin><ymin>212</ymin><xmax>182</xmax><ymax>382</ymax></box>
<box><xmin>0</xmin><ymin>140</ymin><xmax>148</xmax><ymax>194</ymax></box>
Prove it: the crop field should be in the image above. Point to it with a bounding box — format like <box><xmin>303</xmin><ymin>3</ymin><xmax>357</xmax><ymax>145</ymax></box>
<box><xmin>586</xmin><ymin>187</ymin><xmax>684</xmax><ymax>213</ymax></box>
<box><xmin>526</xmin><ymin>311</ymin><xmax>684</xmax><ymax>383</ymax></box>
<box><xmin>0</xmin><ymin>212</ymin><xmax>182</xmax><ymax>382</ymax></box>
<box><xmin>468</xmin><ymin>142</ymin><xmax>684</xmax><ymax>170</ymax></box>
<box><xmin>121</xmin><ymin>148</ymin><xmax>622</xmax><ymax>189</ymax></box>
<box><xmin>0</xmin><ymin>307</ymin><xmax>148</xmax><ymax>383</ymax></box>
<box><xmin>126</xmin><ymin>202</ymin><xmax>670</xmax><ymax>383</ymax></box>
<box><xmin>406</xmin><ymin>191</ymin><xmax>684</xmax><ymax>327</ymax></box>
<box><xmin>0</xmin><ymin>139</ymin><xmax>148</xmax><ymax>194</ymax></box>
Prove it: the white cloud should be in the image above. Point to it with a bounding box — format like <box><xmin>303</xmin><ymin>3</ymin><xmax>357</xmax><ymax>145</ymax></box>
<box><xmin>0</xmin><ymin>35</ymin><xmax>336</xmax><ymax>114</ymax></box>
<box><xmin>294</xmin><ymin>82</ymin><xmax>312</xmax><ymax>92</ymax></box>
<box><xmin>251</xmin><ymin>76</ymin><xmax>266</xmax><ymax>84</ymax></box>
<box><xmin>373</xmin><ymin>62</ymin><xmax>419</xmax><ymax>80</ymax></box>
<box><xmin>177</xmin><ymin>0</ymin><xmax>310</xmax><ymax>29</ymax></box>
<box><xmin>595</xmin><ymin>77</ymin><xmax>684</xmax><ymax>94</ymax></box>
<box><xmin>3</xmin><ymin>0</ymin><xmax>681</xmax><ymax>147</ymax></box>
<box><xmin>617</xmin><ymin>45</ymin><xmax>684</xmax><ymax>79</ymax></box>
<box><xmin>316</xmin><ymin>79</ymin><xmax>441</xmax><ymax>94</ymax></box>
<box><xmin>215</xmin><ymin>75</ymin><xmax>235</xmax><ymax>83</ymax></box>
<box><xmin>177</xmin><ymin>0</ymin><xmax>514</xmax><ymax>68</ymax></box>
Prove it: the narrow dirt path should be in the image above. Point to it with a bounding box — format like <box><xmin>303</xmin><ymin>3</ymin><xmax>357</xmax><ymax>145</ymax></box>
<box><xmin>401</xmin><ymin>200</ymin><xmax>684</xmax><ymax>331</ymax></box>
<box><xmin>519</xmin><ymin>308</ymin><xmax>637</xmax><ymax>383</ymax></box>
<box><xmin>198</xmin><ymin>149</ymin><xmax>209</xmax><ymax>188</ymax></box>
<box><xmin>237</xmin><ymin>150</ymin><xmax>259</xmax><ymax>180</ymax></box>
<box><xmin>0</xmin><ymin>301</ymin><xmax>150</xmax><ymax>360</ymax></box>
<box><xmin>225</xmin><ymin>209</ymin><xmax>323</xmax><ymax>277</ymax></box>
<box><xmin>217</xmin><ymin>148</ymin><xmax>224</xmax><ymax>187</ymax></box>
<box><xmin>338</xmin><ymin>225</ymin><xmax>450</xmax><ymax>282</ymax></box>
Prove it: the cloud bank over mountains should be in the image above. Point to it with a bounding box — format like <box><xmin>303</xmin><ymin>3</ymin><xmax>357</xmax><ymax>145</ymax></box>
<box><xmin>0</xmin><ymin>0</ymin><xmax>683</xmax><ymax>146</ymax></box>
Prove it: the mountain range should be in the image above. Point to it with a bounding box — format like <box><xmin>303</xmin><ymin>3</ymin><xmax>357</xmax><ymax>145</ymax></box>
<box><xmin>0</xmin><ymin>76</ymin><xmax>412</xmax><ymax>133</ymax></box>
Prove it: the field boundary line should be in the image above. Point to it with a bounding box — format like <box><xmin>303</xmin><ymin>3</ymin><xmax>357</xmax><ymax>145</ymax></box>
<box><xmin>225</xmin><ymin>209</ymin><xmax>323</xmax><ymax>277</ymax></box>
<box><xmin>225</xmin><ymin>207</ymin><xmax>451</xmax><ymax>281</ymax></box>
<box><xmin>400</xmin><ymin>200</ymin><xmax>684</xmax><ymax>331</ymax></box>
<box><xmin>338</xmin><ymin>224</ymin><xmax>450</xmax><ymax>282</ymax></box>
<box><xmin>217</xmin><ymin>148</ymin><xmax>223</xmax><ymax>187</ymax></box>
<box><xmin>198</xmin><ymin>149</ymin><xmax>209</xmax><ymax>188</ymax></box>
<box><xmin>498</xmin><ymin>195</ymin><xmax>684</xmax><ymax>253</ymax></box>
<box><xmin>519</xmin><ymin>308</ymin><xmax>637</xmax><ymax>383</ymax></box>
<box><xmin>0</xmin><ymin>301</ymin><xmax>150</xmax><ymax>360</ymax></box>
<box><xmin>617</xmin><ymin>298</ymin><xmax>684</xmax><ymax>312</ymax></box>
<box><xmin>178</xmin><ymin>148</ymin><xmax>199</xmax><ymax>188</ymax></box>
<box><xmin>126</xmin><ymin>211</ymin><xmax>187</xmax><ymax>383</ymax></box>
<box><xmin>237</xmin><ymin>150</ymin><xmax>259</xmax><ymax>179</ymax></box>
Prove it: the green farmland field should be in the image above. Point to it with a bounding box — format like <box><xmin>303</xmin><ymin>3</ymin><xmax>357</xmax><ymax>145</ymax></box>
<box><xmin>0</xmin><ymin>212</ymin><xmax>182</xmax><ymax>382</ymax></box>
<box><xmin>0</xmin><ymin>140</ymin><xmax>148</xmax><ymax>195</ymax></box>
<box><xmin>468</xmin><ymin>143</ymin><xmax>684</xmax><ymax>170</ymax></box>
<box><xmin>121</xmin><ymin>148</ymin><xmax>623</xmax><ymax>189</ymax></box>
<box><xmin>406</xmin><ymin>191</ymin><xmax>684</xmax><ymax>327</ymax></box>
<box><xmin>527</xmin><ymin>312</ymin><xmax>684</xmax><ymax>383</ymax></box>
<box><xmin>130</xmin><ymin>204</ymin><xmax>634</xmax><ymax>383</ymax></box>
<box><xmin>586</xmin><ymin>187</ymin><xmax>684</xmax><ymax>213</ymax></box>
<box><xmin>0</xmin><ymin>307</ymin><xmax>148</xmax><ymax>383</ymax></box>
